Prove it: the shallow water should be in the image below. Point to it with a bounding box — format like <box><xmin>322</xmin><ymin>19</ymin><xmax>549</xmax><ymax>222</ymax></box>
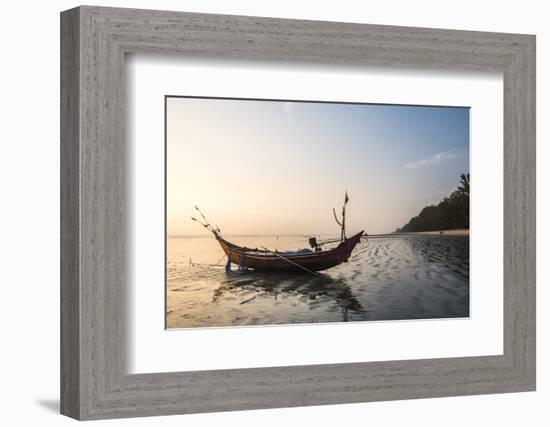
<box><xmin>166</xmin><ymin>235</ymin><xmax>469</xmax><ymax>328</ymax></box>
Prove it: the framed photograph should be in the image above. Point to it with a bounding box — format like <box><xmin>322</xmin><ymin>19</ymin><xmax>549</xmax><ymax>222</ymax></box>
<box><xmin>61</xmin><ymin>6</ymin><xmax>535</xmax><ymax>420</ymax></box>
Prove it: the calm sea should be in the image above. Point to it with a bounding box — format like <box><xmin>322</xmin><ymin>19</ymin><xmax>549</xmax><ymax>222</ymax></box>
<box><xmin>166</xmin><ymin>234</ymin><xmax>469</xmax><ymax>328</ymax></box>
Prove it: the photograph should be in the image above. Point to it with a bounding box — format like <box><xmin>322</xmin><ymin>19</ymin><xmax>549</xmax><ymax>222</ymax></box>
<box><xmin>165</xmin><ymin>96</ymin><xmax>470</xmax><ymax>329</ymax></box>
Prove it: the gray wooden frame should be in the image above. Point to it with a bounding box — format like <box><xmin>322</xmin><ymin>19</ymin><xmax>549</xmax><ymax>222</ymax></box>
<box><xmin>60</xmin><ymin>5</ymin><xmax>536</xmax><ymax>420</ymax></box>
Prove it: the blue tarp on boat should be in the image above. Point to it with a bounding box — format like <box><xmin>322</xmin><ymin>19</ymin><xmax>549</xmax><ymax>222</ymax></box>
<box><xmin>281</xmin><ymin>248</ymin><xmax>313</xmax><ymax>255</ymax></box>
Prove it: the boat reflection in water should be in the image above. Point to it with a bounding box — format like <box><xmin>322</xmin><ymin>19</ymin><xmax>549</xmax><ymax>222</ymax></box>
<box><xmin>211</xmin><ymin>271</ymin><xmax>366</xmax><ymax>323</ymax></box>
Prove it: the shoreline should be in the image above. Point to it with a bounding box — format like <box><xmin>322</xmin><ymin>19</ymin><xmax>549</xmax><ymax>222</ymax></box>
<box><xmin>363</xmin><ymin>229</ymin><xmax>469</xmax><ymax>239</ymax></box>
<box><xmin>398</xmin><ymin>229</ymin><xmax>469</xmax><ymax>237</ymax></box>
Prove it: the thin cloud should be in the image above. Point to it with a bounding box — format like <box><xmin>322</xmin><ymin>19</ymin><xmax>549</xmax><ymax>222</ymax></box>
<box><xmin>405</xmin><ymin>150</ymin><xmax>459</xmax><ymax>169</ymax></box>
<box><xmin>283</xmin><ymin>102</ymin><xmax>295</xmax><ymax>121</ymax></box>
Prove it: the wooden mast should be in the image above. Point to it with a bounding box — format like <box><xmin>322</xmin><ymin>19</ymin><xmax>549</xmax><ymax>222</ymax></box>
<box><xmin>332</xmin><ymin>191</ymin><xmax>349</xmax><ymax>242</ymax></box>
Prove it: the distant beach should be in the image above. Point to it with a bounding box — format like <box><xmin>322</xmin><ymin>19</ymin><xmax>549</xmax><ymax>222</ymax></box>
<box><xmin>398</xmin><ymin>229</ymin><xmax>469</xmax><ymax>237</ymax></box>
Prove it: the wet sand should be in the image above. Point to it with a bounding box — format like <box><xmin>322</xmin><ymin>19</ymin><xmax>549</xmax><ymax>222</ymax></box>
<box><xmin>166</xmin><ymin>234</ymin><xmax>469</xmax><ymax>329</ymax></box>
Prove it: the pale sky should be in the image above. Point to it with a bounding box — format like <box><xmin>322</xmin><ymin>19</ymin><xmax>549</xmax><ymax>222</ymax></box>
<box><xmin>166</xmin><ymin>96</ymin><xmax>469</xmax><ymax>236</ymax></box>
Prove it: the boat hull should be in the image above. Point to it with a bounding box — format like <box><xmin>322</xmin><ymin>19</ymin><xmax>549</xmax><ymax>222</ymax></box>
<box><xmin>216</xmin><ymin>231</ymin><xmax>364</xmax><ymax>272</ymax></box>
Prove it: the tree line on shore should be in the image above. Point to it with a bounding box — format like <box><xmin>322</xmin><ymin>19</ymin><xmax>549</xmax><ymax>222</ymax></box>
<box><xmin>397</xmin><ymin>174</ymin><xmax>470</xmax><ymax>233</ymax></box>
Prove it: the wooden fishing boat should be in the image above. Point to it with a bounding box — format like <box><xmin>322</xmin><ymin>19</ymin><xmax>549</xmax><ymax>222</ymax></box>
<box><xmin>191</xmin><ymin>192</ymin><xmax>364</xmax><ymax>274</ymax></box>
<box><xmin>214</xmin><ymin>230</ymin><xmax>364</xmax><ymax>273</ymax></box>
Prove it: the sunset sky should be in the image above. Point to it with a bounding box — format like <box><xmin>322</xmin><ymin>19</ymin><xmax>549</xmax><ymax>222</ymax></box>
<box><xmin>166</xmin><ymin>97</ymin><xmax>469</xmax><ymax>236</ymax></box>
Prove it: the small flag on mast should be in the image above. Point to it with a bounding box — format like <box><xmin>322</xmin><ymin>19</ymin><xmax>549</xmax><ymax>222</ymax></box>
<box><xmin>344</xmin><ymin>191</ymin><xmax>349</xmax><ymax>204</ymax></box>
